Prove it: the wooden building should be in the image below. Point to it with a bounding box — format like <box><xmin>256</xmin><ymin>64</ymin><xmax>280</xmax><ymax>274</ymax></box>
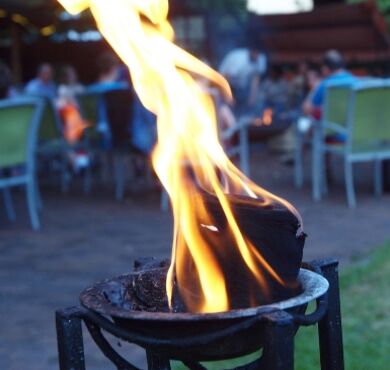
<box><xmin>247</xmin><ymin>1</ymin><xmax>390</xmax><ymax>70</ymax></box>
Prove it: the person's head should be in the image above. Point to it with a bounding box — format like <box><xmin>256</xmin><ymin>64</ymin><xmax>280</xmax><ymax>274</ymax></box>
<box><xmin>97</xmin><ymin>52</ymin><xmax>120</xmax><ymax>82</ymax></box>
<box><xmin>248</xmin><ymin>47</ymin><xmax>260</xmax><ymax>63</ymax></box>
<box><xmin>297</xmin><ymin>60</ymin><xmax>309</xmax><ymax>75</ymax></box>
<box><xmin>37</xmin><ymin>63</ymin><xmax>54</xmax><ymax>84</ymax></box>
<box><xmin>0</xmin><ymin>61</ymin><xmax>12</xmax><ymax>99</ymax></box>
<box><xmin>322</xmin><ymin>50</ymin><xmax>345</xmax><ymax>77</ymax></box>
<box><xmin>246</xmin><ymin>38</ymin><xmax>263</xmax><ymax>63</ymax></box>
<box><xmin>60</xmin><ymin>65</ymin><xmax>78</xmax><ymax>85</ymax></box>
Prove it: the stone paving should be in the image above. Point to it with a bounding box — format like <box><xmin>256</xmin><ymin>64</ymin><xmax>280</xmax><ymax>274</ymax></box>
<box><xmin>1</xmin><ymin>149</ymin><xmax>389</xmax><ymax>370</ymax></box>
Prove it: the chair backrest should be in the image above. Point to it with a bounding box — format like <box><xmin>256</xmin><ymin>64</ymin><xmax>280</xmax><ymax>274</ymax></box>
<box><xmin>0</xmin><ymin>98</ymin><xmax>44</xmax><ymax>169</ymax></box>
<box><xmin>104</xmin><ymin>88</ymin><xmax>134</xmax><ymax>147</ymax></box>
<box><xmin>76</xmin><ymin>92</ymin><xmax>101</xmax><ymax>143</ymax></box>
<box><xmin>322</xmin><ymin>81</ymin><xmax>354</xmax><ymax>130</ymax></box>
<box><xmin>347</xmin><ymin>80</ymin><xmax>390</xmax><ymax>152</ymax></box>
<box><xmin>76</xmin><ymin>92</ymin><xmax>100</xmax><ymax>127</ymax></box>
<box><xmin>38</xmin><ymin>97</ymin><xmax>63</xmax><ymax>142</ymax></box>
<box><xmin>77</xmin><ymin>88</ymin><xmax>134</xmax><ymax>148</ymax></box>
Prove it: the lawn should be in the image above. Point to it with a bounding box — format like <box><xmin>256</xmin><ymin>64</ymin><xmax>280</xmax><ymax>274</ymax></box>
<box><xmin>295</xmin><ymin>242</ymin><xmax>390</xmax><ymax>370</ymax></box>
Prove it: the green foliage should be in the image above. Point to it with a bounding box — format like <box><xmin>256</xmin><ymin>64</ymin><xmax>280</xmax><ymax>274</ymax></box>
<box><xmin>348</xmin><ymin>0</ymin><xmax>390</xmax><ymax>10</ymax></box>
<box><xmin>182</xmin><ymin>0</ymin><xmax>248</xmax><ymax>27</ymax></box>
<box><xmin>185</xmin><ymin>0</ymin><xmax>247</xmax><ymax>13</ymax></box>
<box><xmin>295</xmin><ymin>242</ymin><xmax>390</xmax><ymax>370</ymax></box>
<box><xmin>184</xmin><ymin>0</ymin><xmax>247</xmax><ymax>23</ymax></box>
<box><xmin>347</xmin><ymin>0</ymin><xmax>390</xmax><ymax>28</ymax></box>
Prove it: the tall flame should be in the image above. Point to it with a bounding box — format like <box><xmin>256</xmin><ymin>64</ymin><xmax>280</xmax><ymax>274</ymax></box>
<box><xmin>59</xmin><ymin>0</ymin><xmax>302</xmax><ymax>313</ymax></box>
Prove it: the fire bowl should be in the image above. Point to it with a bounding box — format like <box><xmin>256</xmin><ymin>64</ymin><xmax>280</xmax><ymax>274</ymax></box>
<box><xmin>80</xmin><ymin>266</ymin><xmax>329</xmax><ymax>361</ymax></box>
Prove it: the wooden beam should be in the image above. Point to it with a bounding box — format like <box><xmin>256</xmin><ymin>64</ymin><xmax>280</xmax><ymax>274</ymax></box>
<box><xmin>10</xmin><ymin>22</ymin><xmax>22</xmax><ymax>84</ymax></box>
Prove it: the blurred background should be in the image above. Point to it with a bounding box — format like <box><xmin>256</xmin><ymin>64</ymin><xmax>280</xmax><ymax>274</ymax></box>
<box><xmin>0</xmin><ymin>1</ymin><xmax>389</xmax><ymax>369</ymax></box>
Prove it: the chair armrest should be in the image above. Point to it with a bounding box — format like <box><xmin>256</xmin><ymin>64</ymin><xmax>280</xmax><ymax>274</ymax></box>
<box><xmin>322</xmin><ymin>121</ymin><xmax>348</xmax><ymax>135</ymax></box>
<box><xmin>221</xmin><ymin>116</ymin><xmax>252</xmax><ymax>141</ymax></box>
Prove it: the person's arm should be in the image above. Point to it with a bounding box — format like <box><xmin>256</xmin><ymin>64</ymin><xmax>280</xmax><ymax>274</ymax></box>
<box><xmin>24</xmin><ymin>81</ymin><xmax>35</xmax><ymax>95</ymax></box>
<box><xmin>303</xmin><ymin>82</ymin><xmax>324</xmax><ymax>117</ymax></box>
<box><xmin>219</xmin><ymin>59</ymin><xmax>231</xmax><ymax>80</ymax></box>
<box><xmin>219</xmin><ymin>52</ymin><xmax>236</xmax><ymax>80</ymax></box>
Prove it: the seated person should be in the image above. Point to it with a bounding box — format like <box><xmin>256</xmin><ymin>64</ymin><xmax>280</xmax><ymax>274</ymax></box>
<box><xmin>87</xmin><ymin>53</ymin><xmax>127</xmax><ymax>93</ymax></box>
<box><xmin>302</xmin><ymin>50</ymin><xmax>356</xmax><ymax>143</ymax></box>
<box><xmin>219</xmin><ymin>44</ymin><xmax>267</xmax><ymax>115</ymax></box>
<box><xmin>25</xmin><ymin>63</ymin><xmax>57</xmax><ymax>99</ymax></box>
<box><xmin>258</xmin><ymin>65</ymin><xmax>290</xmax><ymax>113</ymax></box>
<box><xmin>303</xmin><ymin>50</ymin><xmax>355</xmax><ymax>120</ymax></box>
<box><xmin>58</xmin><ymin>65</ymin><xmax>85</xmax><ymax>105</ymax></box>
<box><xmin>57</xmin><ymin>65</ymin><xmax>88</xmax><ymax>143</ymax></box>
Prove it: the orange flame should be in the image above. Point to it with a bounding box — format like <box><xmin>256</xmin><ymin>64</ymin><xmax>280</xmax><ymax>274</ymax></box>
<box><xmin>59</xmin><ymin>0</ymin><xmax>303</xmax><ymax>313</ymax></box>
<box><xmin>254</xmin><ymin>108</ymin><xmax>273</xmax><ymax>126</ymax></box>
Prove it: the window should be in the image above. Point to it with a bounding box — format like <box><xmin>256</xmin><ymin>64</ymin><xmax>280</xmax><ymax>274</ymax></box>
<box><xmin>172</xmin><ymin>16</ymin><xmax>206</xmax><ymax>55</ymax></box>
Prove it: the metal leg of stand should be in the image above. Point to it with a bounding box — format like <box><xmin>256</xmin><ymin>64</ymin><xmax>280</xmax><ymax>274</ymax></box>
<box><xmin>56</xmin><ymin>307</ymin><xmax>86</xmax><ymax>370</ymax></box>
<box><xmin>317</xmin><ymin>260</ymin><xmax>345</xmax><ymax>370</ymax></box>
<box><xmin>146</xmin><ymin>350</ymin><xmax>171</xmax><ymax>370</ymax></box>
<box><xmin>262</xmin><ymin>310</ymin><xmax>295</xmax><ymax>370</ymax></box>
<box><xmin>383</xmin><ymin>160</ymin><xmax>390</xmax><ymax>192</ymax></box>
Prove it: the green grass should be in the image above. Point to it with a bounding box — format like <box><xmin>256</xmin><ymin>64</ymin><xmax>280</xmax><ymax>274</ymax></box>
<box><xmin>295</xmin><ymin>242</ymin><xmax>390</xmax><ymax>370</ymax></box>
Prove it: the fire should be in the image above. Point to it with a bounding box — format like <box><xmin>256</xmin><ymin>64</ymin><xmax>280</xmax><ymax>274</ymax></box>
<box><xmin>59</xmin><ymin>0</ymin><xmax>303</xmax><ymax>313</ymax></box>
<box><xmin>254</xmin><ymin>108</ymin><xmax>273</xmax><ymax>126</ymax></box>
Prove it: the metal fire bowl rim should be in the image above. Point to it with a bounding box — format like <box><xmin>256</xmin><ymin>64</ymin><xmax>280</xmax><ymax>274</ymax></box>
<box><xmin>80</xmin><ymin>269</ymin><xmax>329</xmax><ymax>321</ymax></box>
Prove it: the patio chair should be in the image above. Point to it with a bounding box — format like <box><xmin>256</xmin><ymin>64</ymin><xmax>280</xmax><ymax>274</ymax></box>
<box><xmin>77</xmin><ymin>88</ymin><xmax>145</xmax><ymax>200</ymax></box>
<box><xmin>36</xmin><ymin>97</ymin><xmax>70</xmax><ymax>194</ymax></box>
<box><xmin>0</xmin><ymin>98</ymin><xmax>44</xmax><ymax>230</ymax></box>
<box><xmin>221</xmin><ymin>115</ymin><xmax>251</xmax><ymax>177</ymax></box>
<box><xmin>104</xmin><ymin>88</ymin><xmax>145</xmax><ymax>201</ymax></box>
<box><xmin>294</xmin><ymin>81</ymin><xmax>354</xmax><ymax>194</ymax></box>
<box><xmin>314</xmin><ymin>79</ymin><xmax>390</xmax><ymax>207</ymax></box>
<box><xmin>76</xmin><ymin>92</ymin><xmax>100</xmax><ymax>144</ymax></box>
<box><xmin>311</xmin><ymin>80</ymin><xmax>355</xmax><ymax>201</ymax></box>
<box><xmin>75</xmin><ymin>92</ymin><xmax>102</xmax><ymax>192</ymax></box>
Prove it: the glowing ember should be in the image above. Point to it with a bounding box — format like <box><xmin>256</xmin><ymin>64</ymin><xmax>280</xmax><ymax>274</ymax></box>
<box><xmin>58</xmin><ymin>0</ymin><xmax>303</xmax><ymax>313</ymax></box>
<box><xmin>254</xmin><ymin>108</ymin><xmax>273</xmax><ymax>126</ymax></box>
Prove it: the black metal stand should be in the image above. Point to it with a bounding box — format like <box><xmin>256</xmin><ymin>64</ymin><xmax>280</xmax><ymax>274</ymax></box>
<box><xmin>56</xmin><ymin>259</ymin><xmax>344</xmax><ymax>370</ymax></box>
<box><xmin>383</xmin><ymin>160</ymin><xmax>390</xmax><ymax>192</ymax></box>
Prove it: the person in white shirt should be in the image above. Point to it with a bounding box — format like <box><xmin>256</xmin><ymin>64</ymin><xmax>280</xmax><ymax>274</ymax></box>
<box><xmin>57</xmin><ymin>65</ymin><xmax>84</xmax><ymax>107</ymax></box>
<box><xmin>219</xmin><ymin>46</ymin><xmax>267</xmax><ymax>113</ymax></box>
<box><xmin>56</xmin><ymin>65</ymin><xmax>88</xmax><ymax>144</ymax></box>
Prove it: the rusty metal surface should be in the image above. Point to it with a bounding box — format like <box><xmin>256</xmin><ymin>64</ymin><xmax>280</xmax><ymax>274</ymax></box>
<box><xmin>80</xmin><ymin>268</ymin><xmax>328</xmax><ymax>321</ymax></box>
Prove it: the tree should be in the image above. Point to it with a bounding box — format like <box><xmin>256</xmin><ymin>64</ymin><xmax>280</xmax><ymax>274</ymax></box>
<box><xmin>347</xmin><ymin>0</ymin><xmax>390</xmax><ymax>28</ymax></box>
<box><xmin>183</xmin><ymin>0</ymin><xmax>247</xmax><ymax>24</ymax></box>
<box><xmin>185</xmin><ymin>0</ymin><xmax>247</xmax><ymax>12</ymax></box>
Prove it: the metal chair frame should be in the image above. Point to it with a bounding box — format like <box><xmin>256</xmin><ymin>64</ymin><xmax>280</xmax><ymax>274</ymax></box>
<box><xmin>0</xmin><ymin>98</ymin><xmax>44</xmax><ymax>230</ymax></box>
<box><xmin>314</xmin><ymin>80</ymin><xmax>390</xmax><ymax>207</ymax></box>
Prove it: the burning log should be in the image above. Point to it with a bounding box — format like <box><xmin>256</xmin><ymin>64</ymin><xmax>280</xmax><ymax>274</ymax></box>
<box><xmin>170</xmin><ymin>193</ymin><xmax>305</xmax><ymax>312</ymax></box>
<box><xmin>111</xmin><ymin>195</ymin><xmax>305</xmax><ymax>314</ymax></box>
